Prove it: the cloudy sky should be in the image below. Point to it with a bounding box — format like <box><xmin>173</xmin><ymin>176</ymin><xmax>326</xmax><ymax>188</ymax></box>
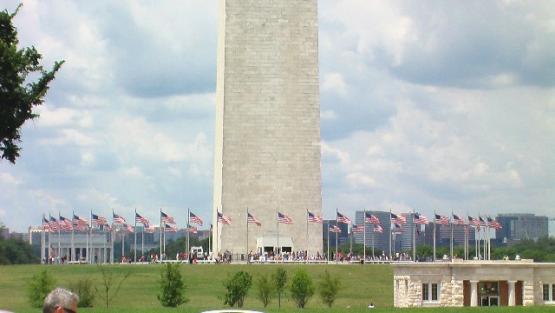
<box><xmin>1</xmin><ymin>0</ymin><xmax>554</xmax><ymax>232</ymax></box>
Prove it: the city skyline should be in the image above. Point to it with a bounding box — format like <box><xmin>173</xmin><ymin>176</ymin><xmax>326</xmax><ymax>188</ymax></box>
<box><xmin>1</xmin><ymin>0</ymin><xmax>554</xmax><ymax>232</ymax></box>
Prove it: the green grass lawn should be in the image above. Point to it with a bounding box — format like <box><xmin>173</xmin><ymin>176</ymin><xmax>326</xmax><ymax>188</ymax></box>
<box><xmin>1</xmin><ymin>264</ymin><xmax>554</xmax><ymax>313</ymax></box>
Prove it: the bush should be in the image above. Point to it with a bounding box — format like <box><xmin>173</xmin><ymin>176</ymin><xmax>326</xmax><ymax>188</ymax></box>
<box><xmin>223</xmin><ymin>271</ymin><xmax>252</xmax><ymax>307</ymax></box>
<box><xmin>318</xmin><ymin>270</ymin><xmax>341</xmax><ymax>307</ymax></box>
<box><xmin>256</xmin><ymin>274</ymin><xmax>273</xmax><ymax>307</ymax></box>
<box><xmin>69</xmin><ymin>278</ymin><xmax>96</xmax><ymax>307</ymax></box>
<box><xmin>158</xmin><ymin>263</ymin><xmax>188</xmax><ymax>307</ymax></box>
<box><xmin>290</xmin><ymin>269</ymin><xmax>314</xmax><ymax>308</ymax></box>
<box><xmin>272</xmin><ymin>267</ymin><xmax>287</xmax><ymax>308</ymax></box>
<box><xmin>27</xmin><ymin>269</ymin><xmax>56</xmax><ymax>308</ymax></box>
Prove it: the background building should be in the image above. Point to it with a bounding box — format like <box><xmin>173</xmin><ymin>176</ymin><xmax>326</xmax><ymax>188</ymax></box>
<box><xmin>496</xmin><ymin>214</ymin><xmax>548</xmax><ymax>243</ymax></box>
<box><xmin>424</xmin><ymin>223</ymin><xmax>476</xmax><ymax>247</ymax></box>
<box><xmin>353</xmin><ymin>210</ymin><xmax>391</xmax><ymax>255</ymax></box>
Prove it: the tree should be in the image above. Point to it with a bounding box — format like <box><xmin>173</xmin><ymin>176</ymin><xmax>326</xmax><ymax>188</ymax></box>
<box><xmin>27</xmin><ymin>269</ymin><xmax>55</xmax><ymax>307</ymax></box>
<box><xmin>0</xmin><ymin>4</ymin><xmax>64</xmax><ymax>163</ymax></box>
<box><xmin>318</xmin><ymin>270</ymin><xmax>341</xmax><ymax>307</ymax></box>
<box><xmin>68</xmin><ymin>278</ymin><xmax>96</xmax><ymax>307</ymax></box>
<box><xmin>272</xmin><ymin>267</ymin><xmax>287</xmax><ymax>308</ymax></box>
<box><xmin>289</xmin><ymin>269</ymin><xmax>314</xmax><ymax>309</ymax></box>
<box><xmin>97</xmin><ymin>265</ymin><xmax>131</xmax><ymax>308</ymax></box>
<box><xmin>158</xmin><ymin>263</ymin><xmax>188</xmax><ymax>307</ymax></box>
<box><xmin>256</xmin><ymin>273</ymin><xmax>273</xmax><ymax>307</ymax></box>
<box><xmin>223</xmin><ymin>271</ymin><xmax>252</xmax><ymax>308</ymax></box>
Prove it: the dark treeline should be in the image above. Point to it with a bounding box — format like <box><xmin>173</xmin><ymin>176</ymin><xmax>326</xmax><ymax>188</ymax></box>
<box><xmin>0</xmin><ymin>228</ymin><xmax>39</xmax><ymax>264</ymax></box>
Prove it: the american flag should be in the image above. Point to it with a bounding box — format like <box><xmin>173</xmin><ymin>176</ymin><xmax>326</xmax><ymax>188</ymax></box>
<box><xmin>72</xmin><ymin>214</ymin><xmax>89</xmax><ymax>231</ymax></box>
<box><xmin>352</xmin><ymin>224</ymin><xmax>365</xmax><ymax>234</ymax></box>
<box><xmin>365</xmin><ymin>213</ymin><xmax>381</xmax><ymax>225</ymax></box>
<box><xmin>247</xmin><ymin>213</ymin><xmax>261</xmax><ymax>226</ymax></box>
<box><xmin>42</xmin><ymin>216</ymin><xmax>51</xmax><ymax>232</ymax></box>
<box><xmin>144</xmin><ymin>225</ymin><xmax>156</xmax><ymax>233</ymax></box>
<box><xmin>161</xmin><ymin>211</ymin><xmax>175</xmax><ymax>224</ymax></box>
<box><xmin>413</xmin><ymin>213</ymin><xmax>429</xmax><ymax>225</ymax></box>
<box><xmin>479</xmin><ymin>216</ymin><xmax>487</xmax><ymax>227</ymax></box>
<box><xmin>307</xmin><ymin>211</ymin><xmax>323</xmax><ymax>223</ymax></box>
<box><xmin>92</xmin><ymin>213</ymin><xmax>108</xmax><ymax>226</ymax></box>
<box><xmin>277</xmin><ymin>212</ymin><xmax>293</xmax><ymax>224</ymax></box>
<box><xmin>59</xmin><ymin>216</ymin><xmax>73</xmax><ymax>232</ymax></box>
<box><xmin>217</xmin><ymin>212</ymin><xmax>232</xmax><ymax>225</ymax></box>
<box><xmin>452</xmin><ymin>214</ymin><xmax>465</xmax><ymax>225</ymax></box>
<box><xmin>336</xmin><ymin>212</ymin><xmax>351</xmax><ymax>224</ymax></box>
<box><xmin>373</xmin><ymin>224</ymin><xmax>384</xmax><ymax>233</ymax></box>
<box><xmin>189</xmin><ymin>212</ymin><xmax>203</xmax><ymax>226</ymax></box>
<box><xmin>487</xmin><ymin>217</ymin><xmax>502</xmax><ymax>230</ymax></box>
<box><xmin>186</xmin><ymin>226</ymin><xmax>198</xmax><ymax>234</ymax></box>
<box><xmin>392</xmin><ymin>223</ymin><xmax>403</xmax><ymax>234</ymax></box>
<box><xmin>113</xmin><ymin>212</ymin><xmax>126</xmax><ymax>224</ymax></box>
<box><xmin>434</xmin><ymin>214</ymin><xmax>450</xmax><ymax>225</ymax></box>
<box><xmin>468</xmin><ymin>216</ymin><xmax>481</xmax><ymax>230</ymax></box>
<box><xmin>135</xmin><ymin>212</ymin><xmax>150</xmax><ymax>227</ymax></box>
<box><xmin>49</xmin><ymin>215</ymin><xmax>60</xmax><ymax>231</ymax></box>
<box><xmin>390</xmin><ymin>212</ymin><xmax>407</xmax><ymax>224</ymax></box>
<box><xmin>164</xmin><ymin>223</ymin><xmax>177</xmax><ymax>232</ymax></box>
<box><xmin>123</xmin><ymin>223</ymin><xmax>134</xmax><ymax>233</ymax></box>
<box><xmin>329</xmin><ymin>225</ymin><xmax>341</xmax><ymax>233</ymax></box>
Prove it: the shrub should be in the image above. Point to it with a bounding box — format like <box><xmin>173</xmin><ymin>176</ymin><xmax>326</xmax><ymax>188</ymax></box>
<box><xmin>272</xmin><ymin>267</ymin><xmax>287</xmax><ymax>308</ymax></box>
<box><xmin>69</xmin><ymin>278</ymin><xmax>96</xmax><ymax>307</ymax></box>
<box><xmin>223</xmin><ymin>271</ymin><xmax>252</xmax><ymax>307</ymax></box>
<box><xmin>158</xmin><ymin>263</ymin><xmax>188</xmax><ymax>307</ymax></box>
<box><xmin>256</xmin><ymin>274</ymin><xmax>273</xmax><ymax>307</ymax></box>
<box><xmin>290</xmin><ymin>269</ymin><xmax>314</xmax><ymax>308</ymax></box>
<box><xmin>27</xmin><ymin>269</ymin><xmax>55</xmax><ymax>307</ymax></box>
<box><xmin>318</xmin><ymin>270</ymin><xmax>341</xmax><ymax>307</ymax></box>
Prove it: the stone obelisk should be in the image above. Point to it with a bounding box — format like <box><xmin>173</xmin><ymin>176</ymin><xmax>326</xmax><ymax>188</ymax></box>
<box><xmin>212</xmin><ymin>0</ymin><xmax>322</xmax><ymax>256</ymax></box>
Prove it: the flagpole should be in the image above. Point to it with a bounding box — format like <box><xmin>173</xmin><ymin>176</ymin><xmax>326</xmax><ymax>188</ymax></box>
<box><xmin>41</xmin><ymin>215</ymin><xmax>45</xmax><ymax>264</ymax></box>
<box><xmin>450</xmin><ymin>210</ymin><xmax>454</xmax><ymax>260</ymax></box>
<box><xmin>372</xmin><ymin>225</ymin><xmax>375</xmax><ymax>259</ymax></box>
<box><xmin>141</xmin><ymin>223</ymin><xmax>144</xmax><ymax>261</ymax></box>
<box><xmin>276</xmin><ymin>210</ymin><xmax>280</xmax><ymax>256</ymax></box>
<box><xmin>47</xmin><ymin>216</ymin><xmax>51</xmax><ymax>262</ymax></box>
<box><xmin>432</xmin><ymin>210</ymin><xmax>437</xmax><ymax>262</ymax></box>
<box><xmin>389</xmin><ymin>209</ymin><xmax>392</xmax><ymax>260</ymax></box>
<box><xmin>363</xmin><ymin>208</ymin><xmax>366</xmax><ymax>262</ymax></box>
<box><xmin>335</xmin><ymin>225</ymin><xmax>338</xmax><ymax>264</ymax></box>
<box><xmin>327</xmin><ymin>223</ymin><xmax>330</xmax><ymax>262</ymax></box>
<box><xmin>187</xmin><ymin>208</ymin><xmax>191</xmax><ymax>262</ymax></box>
<box><xmin>410</xmin><ymin>210</ymin><xmax>414</xmax><ymax>261</ymax></box>
<box><xmin>57</xmin><ymin>211</ymin><xmax>61</xmax><ymax>264</ymax></box>
<box><xmin>246</xmin><ymin>208</ymin><xmax>249</xmax><ymax>263</ymax></box>
<box><xmin>134</xmin><ymin>209</ymin><xmax>137</xmax><ymax>263</ymax></box>
<box><xmin>71</xmin><ymin>210</ymin><xmax>75</xmax><ymax>262</ymax></box>
<box><xmin>305</xmin><ymin>209</ymin><xmax>309</xmax><ymax>262</ymax></box>
<box><xmin>159</xmin><ymin>209</ymin><xmax>162</xmax><ymax>262</ymax></box>
<box><xmin>216</xmin><ymin>209</ymin><xmax>220</xmax><ymax>256</ymax></box>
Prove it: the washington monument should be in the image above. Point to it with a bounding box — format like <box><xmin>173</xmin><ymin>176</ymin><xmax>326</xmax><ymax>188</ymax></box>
<box><xmin>212</xmin><ymin>0</ymin><xmax>322</xmax><ymax>256</ymax></box>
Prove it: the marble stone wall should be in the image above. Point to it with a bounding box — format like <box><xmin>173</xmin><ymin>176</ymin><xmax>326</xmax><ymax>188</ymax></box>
<box><xmin>213</xmin><ymin>0</ymin><xmax>322</xmax><ymax>255</ymax></box>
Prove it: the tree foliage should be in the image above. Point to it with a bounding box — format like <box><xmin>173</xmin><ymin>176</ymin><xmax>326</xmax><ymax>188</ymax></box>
<box><xmin>0</xmin><ymin>232</ymin><xmax>39</xmax><ymax>264</ymax></box>
<box><xmin>289</xmin><ymin>269</ymin><xmax>314</xmax><ymax>309</ymax></box>
<box><xmin>0</xmin><ymin>4</ymin><xmax>64</xmax><ymax>163</ymax></box>
<box><xmin>272</xmin><ymin>267</ymin><xmax>287</xmax><ymax>308</ymax></box>
<box><xmin>223</xmin><ymin>271</ymin><xmax>252</xmax><ymax>308</ymax></box>
<box><xmin>27</xmin><ymin>269</ymin><xmax>55</xmax><ymax>308</ymax></box>
<box><xmin>68</xmin><ymin>278</ymin><xmax>96</xmax><ymax>307</ymax></box>
<box><xmin>256</xmin><ymin>273</ymin><xmax>273</xmax><ymax>307</ymax></box>
<box><xmin>318</xmin><ymin>270</ymin><xmax>341</xmax><ymax>307</ymax></box>
<box><xmin>158</xmin><ymin>263</ymin><xmax>188</xmax><ymax>307</ymax></box>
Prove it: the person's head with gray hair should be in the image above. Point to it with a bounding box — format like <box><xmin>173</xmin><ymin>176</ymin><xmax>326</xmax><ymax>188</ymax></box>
<box><xmin>42</xmin><ymin>288</ymin><xmax>79</xmax><ymax>313</ymax></box>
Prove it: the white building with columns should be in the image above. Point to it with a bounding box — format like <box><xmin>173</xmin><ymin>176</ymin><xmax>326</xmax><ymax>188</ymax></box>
<box><xmin>393</xmin><ymin>260</ymin><xmax>555</xmax><ymax>307</ymax></box>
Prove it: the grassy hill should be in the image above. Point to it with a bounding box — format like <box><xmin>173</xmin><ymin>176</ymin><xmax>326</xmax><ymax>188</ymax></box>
<box><xmin>1</xmin><ymin>264</ymin><xmax>554</xmax><ymax>313</ymax></box>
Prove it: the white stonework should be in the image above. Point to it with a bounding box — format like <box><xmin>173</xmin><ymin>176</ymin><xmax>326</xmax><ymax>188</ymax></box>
<box><xmin>393</xmin><ymin>261</ymin><xmax>555</xmax><ymax>308</ymax></box>
<box><xmin>212</xmin><ymin>0</ymin><xmax>322</xmax><ymax>255</ymax></box>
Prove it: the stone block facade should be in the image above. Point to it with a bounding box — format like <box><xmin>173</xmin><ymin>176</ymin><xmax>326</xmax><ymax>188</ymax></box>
<box><xmin>393</xmin><ymin>261</ymin><xmax>555</xmax><ymax>307</ymax></box>
<box><xmin>212</xmin><ymin>0</ymin><xmax>322</xmax><ymax>254</ymax></box>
